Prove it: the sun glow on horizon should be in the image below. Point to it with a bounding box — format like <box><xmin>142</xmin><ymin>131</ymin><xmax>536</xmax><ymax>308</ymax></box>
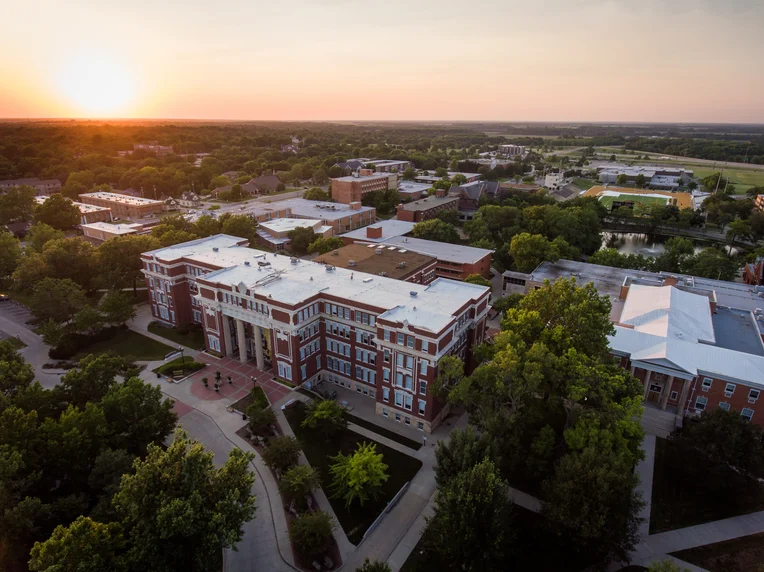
<box><xmin>56</xmin><ymin>52</ymin><xmax>137</xmax><ymax>116</ymax></box>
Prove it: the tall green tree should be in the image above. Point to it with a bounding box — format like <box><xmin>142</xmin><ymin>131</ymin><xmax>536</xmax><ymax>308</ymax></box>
<box><xmin>97</xmin><ymin>235</ymin><xmax>160</xmax><ymax>293</ymax></box>
<box><xmin>411</xmin><ymin>219</ymin><xmax>460</xmax><ymax>244</ymax></box>
<box><xmin>434</xmin><ymin>426</ymin><xmax>498</xmax><ymax>487</ymax></box>
<box><xmin>424</xmin><ymin>459</ymin><xmax>515</xmax><ymax>572</ymax></box>
<box><xmin>288</xmin><ymin>511</ymin><xmax>335</xmax><ymax>558</ymax></box>
<box><xmin>0</xmin><ymin>230</ymin><xmax>21</xmax><ymax>281</ymax></box>
<box><xmin>99</xmin><ymin>290</ymin><xmax>137</xmax><ymax>325</ymax></box>
<box><xmin>34</xmin><ymin>194</ymin><xmax>81</xmax><ymax>230</ymax></box>
<box><xmin>308</xmin><ymin>236</ymin><xmax>344</xmax><ymax>254</ymax></box>
<box><xmin>287</xmin><ymin>227</ymin><xmax>317</xmax><ymax>255</ymax></box>
<box><xmin>301</xmin><ymin>399</ymin><xmax>347</xmax><ymax>440</ymax></box>
<box><xmin>29</xmin><ymin>278</ymin><xmax>88</xmax><ymax>323</ymax></box>
<box><xmin>0</xmin><ymin>185</ymin><xmax>36</xmax><ymax>224</ymax></box>
<box><xmin>329</xmin><ymin>442</ymin><xmax>388</xmax><ymax>508</ymax></box>
<box><xmin>26</xmin><ymin>223</ymin><xmax>65</xmax><ymax>252</ymax></box>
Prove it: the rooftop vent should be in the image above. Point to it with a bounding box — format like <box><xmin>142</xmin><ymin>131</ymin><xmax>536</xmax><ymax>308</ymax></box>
<box><xmin>332</xmin><ymin>250</ymin><xmax>339</xmax><ymax>256</ymax></box>
<box><xmin>348</xmin><ymin>260</ymin><xmax>356</xmax><ymax>267</ymax></box>
<box><xmin>326</xmin><ymin>266</ymin><xmax>334</xmax><ymax>272</ymax></box>
<box><xmin>379</xmin><ymin>272</ymin><xmax>387</xmax><ymax>277</ymax></box>
<box><xmin>257</xmin><ymin>261</ymin><xmax>271</xmax><ymax>267</ymax></box>
<box><xmin>363</xmin><ymin>277</ymin><xmax>373</xmax><ymax>283</ymax></box>
<box><xmin>244</xmin><ymin>261</ymin><xmax>250</xmax><ymax>266</ymax></box>
<box><xmin>375</xmin><ymin>249</ymin><xmax>383</xmax><ymax>255</ymax></box>
<box><xmin>410</xmin><ymin>291</ymin><xmax>418</xmax><ymax>297</ymax></box>
<box><xmin>290</xmin><ymin>258</ymin><xmax>298</xmax><ymax>265</ymax></box>
<box><xmin>212</xmin><ymin>247</ymin><xmax>219</xmax><ymax>252</ymax></box>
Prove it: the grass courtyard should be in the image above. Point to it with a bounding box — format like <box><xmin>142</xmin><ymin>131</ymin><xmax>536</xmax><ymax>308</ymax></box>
<box><xmin>73</xmin><ymin>330</ymin><xmax>174</xmax><ymax>362</ymax></box>
<box><xmin>147</xmin><ymin>322</ymin><xmax>206</xmax><ymax>349</ymax></box>
<box><xmin>282</xmin><ymin>401</ymin><xmax>422</xmax><ymax>545</ymax></box>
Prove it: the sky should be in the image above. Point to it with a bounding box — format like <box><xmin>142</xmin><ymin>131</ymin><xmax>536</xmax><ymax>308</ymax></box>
<box><xmin>1</xmin><ymin>0</ymin><xmax>763</xmax><ymax>122</ymax></box>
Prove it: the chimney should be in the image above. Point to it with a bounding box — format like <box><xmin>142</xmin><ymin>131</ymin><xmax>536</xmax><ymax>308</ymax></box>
<box><xmin>435</xmin><ymin>188</ymin><xmax>446</xmax><ymax>198</ymax></box>
<box><xmin>664</xmin><ymin>276</ymin><xmax>678</xmax><ymax>287</ymax></box>
<box><xmin>349</xmin><ymin>201</ymin><xmax>361</xmax><ymax>211</ymax></box>
<box><xmin>366</xmin><ymin>226</ymin><xmax>383</xmax><ymax>239</ymax></box>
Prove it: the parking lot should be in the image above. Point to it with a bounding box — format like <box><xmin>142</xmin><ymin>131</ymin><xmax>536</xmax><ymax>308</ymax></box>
<box><xmin>0</xmin><ymin>300</ymin><xmax>34</xmax><ymax>326</ymax></box>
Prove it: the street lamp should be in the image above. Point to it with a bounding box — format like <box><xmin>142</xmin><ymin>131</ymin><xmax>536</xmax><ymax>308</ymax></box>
<box><xmin>178</xmin><ymin>345</ymin><xmax>184</xmax><ymax>365</ymax></box>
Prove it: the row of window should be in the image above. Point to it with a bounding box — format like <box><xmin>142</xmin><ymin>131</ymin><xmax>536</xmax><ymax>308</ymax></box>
<box><xmin>151</xmin><ymin>290</ymin><xmax>171</xmax><ymax>307</ymax></box>
<box><xmin>146</xmin><ymin>262</ymin><xmax>167</xmax><ymax>274</ymax></box>
<box><xmin>701</xmin><ymin>377</ymin><xmax>760</xmax><ymax>402</ymax></box>
<box><xmin>327</xmin><ymin>321</ymin><xmax>352</xmax><ymax>339</ymax></box>
<box><xmin>383</xmin><ymin>389</ymin><xmax>426</xmax><ymax>415</ymax></box>
<box><xmin>355</xmin><ymin>311</ymin><xmax>376</xmax><ymax>326</ymax></box>
<box><xmin>299</xmin><ymin>322</ymin><xmax>320</xmax><ymax>342</ymax></box>
<box><xmin>355</xmin><ymin>365</ymin><xmax>376</xmax><ymax>385</ymax></box>
<box><xmin>695</xmin><ymin>396</ymin><xmax>755</xmax><ymax>420</ymax></box>
<box><xmin>327</xmin><ymin>339</ymin><xmax>351</xmax><ymax>358</ymax></box>
<box><xmin>246</xmin><ymin>299</ymin><xmax>268</xmax><ymax>314</ymax></box>
<box><xmin>383</xmin><ymin>330</ymin><xmax>431</xmax><ymax>353</ymax></box>
<box><xmin>187</xmin><ymin>266</ymin><xmax>208</xmax><ymax>277</ymax></box>
<box><xmin>327</xmin><ymin>356</ymin><xmax>351</xmax><ymax>376</ymax></box>
<box><xmin>356</xmin><ymin>330</ymin><xmax>376</xmax><ymax>347</ymax></box>
<box><xmin>296</xmin><ymin>303</ymin><xmax>320</xmax><ymax>324</ymax></box>
<box><xmin>299</xmin><ymin>339</ymin><xmax>320</xmax><ymax>361</ymax></box>
<box><xmin>327</xmin><ymin>304</ymin><xmax>351</xmax><ymax>321</ymax></box>
<box><xmin>356</xmin><ymin>348</ymin><xmax>376</xmax><ymax>365</ymax></box>
<box><xmin>380</xmin><ymin>407</ymin><xmax>425</xmax><ymax>431</ymax></box>
<box><xmin>328</xmin><ymin>375</ymin><xmax>376</xmax><ymax>398</ymax></box>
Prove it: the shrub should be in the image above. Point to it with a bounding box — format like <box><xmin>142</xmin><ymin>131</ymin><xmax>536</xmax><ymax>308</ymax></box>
<box><xmin>247</xmin><ymin>406</ymin><xmax>276</xmax><ymax>437</ymax></box>
<box><xmin>280</xmin><ymin>465</ymin><xmax>320</xmax><ymax>505</ymax></box>
<box><xmin>301</xmin><ymin>399</ymin><xmax>347</xmax><ymax>441</ymax></box>
<box><xmin>155</xmin><ymin>359</ymin><xmax>204</xmax><ymax>376</ymax></box>
<box><xmin>330</xmin><ymin>442</ymin><xmax>389</xmax><ymax>509</ymax></box>
<box><xmin>262</xmin><ymin>436</ymin><xmax>301</xmax><ymax>473</ymax></box>
<box><xmin>49</xmin><ymin>325</ymin><xmax>124</xmax><ymax>359</ymax></box>
<box><xmin>289</xmin><ymin>511</ymin><xmax>336</xmax><ymax>558</ymax></box>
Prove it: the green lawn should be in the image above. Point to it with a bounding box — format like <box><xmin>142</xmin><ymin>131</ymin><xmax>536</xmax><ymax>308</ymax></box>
<box><xmin>147</xmin><ymin>322</ymin><xmax>205</xmax><ymax>349</ymax></box>
<box><xmin>73</xmin><ymin>330</ymin><xmax>174</xmax><ymax>361</ymax></box>
<box><xmin>672</xmin><ymin>532</ymin><xmax>764</xmax><ymax>572</ymax></box>
<box><xmin>151</xmin><ymin>355</ymin><xmax>205</xmax><ymax>377</ymax></box>
<box><xmin>599</xmin><ymin>194</ymin><xmax>668</xmax><ymax>210</ymax></box>
<box><xmin>282</xmin><ymin>401</ymin><xmax>422</xmax><ymax>545</ymax></box>
<box><xmin>692</xmin><ymin>165</ymin><xmax>764</xmax><ymax>195</ymax></box>
<box><xmin>650</xmin><ymin>438</ymin><xmax>764</xmax><ymax>533</ymax></box>
<box><xmin>346</xmin><ymin>413</ymin><xmax>422</xmax><ymax>451</ymax></box>
<box><xmin>1</xmin><ymin>336</ymin><xmax>27</xmax><ymax>350</ymax></box>
<box><xmin>573</xmin><ymin>178</ymin><xmax>598</xmax><ymax>190</ymax></box>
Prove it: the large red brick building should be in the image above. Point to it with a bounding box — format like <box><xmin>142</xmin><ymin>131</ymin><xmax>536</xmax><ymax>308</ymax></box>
<box><xmin>331</xmin><ymin>170</ymin><xmax>396</xmax><ymax>203</ymax></box>
<box><xmin>504</xmin><ymin>259</ymin><xmax>764</xmax><ymax>431</ymax></box>
<box><xmin>141</xmin><ymin>235</ymin><xmax>491</xmax><ymax>432</ymax></box>
<box><xmin>395</xmin><ymin>193</ymin><xmax>459</xmax><ymax>223</ymax></box>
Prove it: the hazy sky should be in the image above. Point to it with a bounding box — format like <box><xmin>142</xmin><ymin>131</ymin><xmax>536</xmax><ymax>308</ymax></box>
<box><xmin>1</xmin><ymin>0</ymin><xmax>763</xmax><ymax>122</ymax></box>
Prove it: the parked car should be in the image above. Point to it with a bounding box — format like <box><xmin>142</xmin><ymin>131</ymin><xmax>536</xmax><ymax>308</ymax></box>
<box><xmin>0</xmin><ymin>294</ymin><xmax>9</xmax><ymax>302</ymax></box>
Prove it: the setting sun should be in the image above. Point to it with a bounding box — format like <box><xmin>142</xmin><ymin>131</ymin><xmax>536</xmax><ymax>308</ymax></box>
<box><xmin>56</xmin><ymin>52</ymin><xmax>136</xmax><ymax>116</ymax></box>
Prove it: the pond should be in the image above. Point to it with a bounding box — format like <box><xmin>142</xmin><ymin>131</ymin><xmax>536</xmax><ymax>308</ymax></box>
<box><xmin>601</xmin><ymin>232</ymin><xmax>739</xmax><ymax>256</ymax></box>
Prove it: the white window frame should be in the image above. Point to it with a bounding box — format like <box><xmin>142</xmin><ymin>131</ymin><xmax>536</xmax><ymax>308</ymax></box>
<box><xmin>719</xmin><ymin>402</ymin><xmax>731</xmax><ymax>411</ymax></box>
<box><xmin>207</xmin><ymin>335</ymin><xmax>220</xmax><ymax>352</ymax></box>
<box><xmin>741</xmin><ymin>407</ymin><xmax>754</xmax><ymax>421</ymax></box>
<box><xmin>749</xmin><ymin>389</ymin><xmax>760</xmax><ymax>403</ymax></box>
<box><xmin>701</xmin><ymin>377</ymin><xmax>712</xmax><ymax>391</ymax></box>
<box><xmin>725</xmin><ymin>383</ymin><xmax>736</xmax><ymax>398</ymax></box>
<box><xmin>695</xmin><ymin>396</ymin><xmax>708</xmax><ymax>411</ymax></box>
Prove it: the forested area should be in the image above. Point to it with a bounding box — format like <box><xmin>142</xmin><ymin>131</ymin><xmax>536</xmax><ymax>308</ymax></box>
<box><xmin>625</xmin><ymin>137</ymin><xmax>764</xmax><ymax>164</ymax></box>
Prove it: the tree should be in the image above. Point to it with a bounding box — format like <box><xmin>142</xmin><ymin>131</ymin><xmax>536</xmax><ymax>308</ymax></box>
<box><xmin>287</xmin><ymin>227</ymin><xmax>317</xmax><ymax>255</ymax></box>
<box><xmin>682</xmin><ymin>248</ymin><xmax>738</xmax><ymax>281</ymax></box>
<box><xmin>15</xmin><ymin>237</ymin><xmax>98</xmax><ymax>291</ymax></box>
<box><xmin>509</xmin><ymin>232</ymin><xmax>557</xmax><ymax>273</ymax></box>
<box><xmin>34</xmin><ymin>194</ymin><xmax>81</xmax><ymax>229</ymax></box>
<box><xmin>26</xmin><ymin>223</ymin><xmax>65</xmax><ymax>252</ymax></box>
<box><xmin>411</xmin><ymin>219</ymin><xmax>460</xmax><ymax>244</ymax></box>
<box><xmin>0</xmin><ymin>338</ymin><xmax>35</xmax><ymax>398</ymax></box>
<box><xmin>208</xmin><ymin>175</ymin><xmax>230</xmax><ymax>190</ymax></box>
<box><xmin>0</xmin><ymin>230</ymin><xmax>21</xmax><ymax>281</ymax></box>
<box><xmin>262</xmin><ymin>435</ymin><xmax>301</xmax><ymax>473</ymax></box>
<box><xmin>464</xmin><ymin>274</ymin><xmax>491</xmax><ymax>287</ymax></box>
<box><xmin>451</xmin><ymin>173</ymin><xmax>467</xmax><ymax>185</ymax></box>
<box><xmin>329</xmin><ymin>442</ymin><xmax>388</xmax><ymax>508</ymax></box>
<box><xmin>435</xmin><ymin>426</ymin><xmax>498</xmax><ymax>488</ymax></box>
<box><xmin>246</xmin><ymin>405</ymin><xmax>276</xmax><ymax>437</ymax></box>
<box><xmin>435</xmin><ymin>208</ymin><xmax>460</xmax><ymax>226</ymax></box>
<box><xmin>97</xmin><ymin>235</ymin><xmax>160</xmax><ymax>293</ymax></box>
<box><xmin>648</xmin><ymin>561</ymin><xmax>689</xmax><ymax>572</ymax></box>
<box><xmin>541</xmin><ymin>446</ymin><xmax>643</xmax><ymax>567</ymax></box>
<box><xmin>288</xmin><ymin>511</ymin><xmax>335</xmax><ymax>558</ymax></box>
<box><xmin>726</xmin><ymin>218</ymin><xmax>751</xmax><ymax>245</ymax></box>
<box><xmin>402</xmin><ymin>167</ymin><xmax>417</xmax><ymax>180</ymax></box>
<box><xmin>433</xmin><ymin>355</ymin><xmax>464</xmax><ymax>400</ymax></box>
<box><xmin>356</xmin><ymin>559</ymin><xmax>391</xmax><ymax>572</ymax></box>
<box><xmin>279</xmin><ymin>464</ymin><xmax>320</xmax><ymax>504</ymax></box>
<box><xmin>193</xmin><ymin>214</ymin><xmax>222</xmax><ymax>238</ymax></box>
<box><xmin>635</xmin><ymin>173</ymin><xmax>647</xmax><ymax>188</ymax></box>
<box><xmin>424</xmin><ymin>460</ymin><xmax>515</xmax><ymax>572</ymax></box>
<box><xmin>54</xmin><ymin>354</ymin><xmax>124</xmax><ymax>408</ymax></box>
<box><xmin>491</xmin><ymin>293</ymin><xmax>523</xmax><ymax>315</ymax></box>
<box><xmin>29</xmin><ymin>277</ymin><xmax>88</xmax><ymax>323</ymax></box>
<box><xmin>308</xmin><ymin>236</ymin><xmax>344</xmax><ymax>255</ymax></box>
<box><xmin>616</xmin><ymin>174</ymin><xmax>628</xmax><ymax>185</ymax></box>
<box><xmin>112</xmin><ymin>429</ymin><xmax>255</xmax><ymax>572</ymax></box>
<box><xmin>312</xmin><ymin>169</ymin><xmax>329</xmax><ymax>186</ymax></box>
<box><xmin>72</xmin><ymin>304</ymin><xmax>105</xmax><ymax>335</ymax></box>
<box><xmin>29</xmin><ymin>516</ymin><xmax>126</xmax><ymax>572</ymax></box>
<box><xmin>653</xmin><ymin>237</ymin><xmax>694</xmax><ymax>273</ymax></box>
<box><xmin>0</xmin><ymin>185</ymin><xmax>36</xmax><ymax>224</ymax></box>
<box><xmin>303</xmin><ymin>187</ymin><xmax>332</xmax><ymax>201</ymax></box>
<box><xmin>220</xmin><ymin>214</ymin><xmax>258</xmax><ymax>244</ymax></box>
<box><xmin>301</xmin><ymin>399</ymin><xmax>347</xmax><ymax>440</ymax></box>
<box><xmin>99</xmin><ymin>290</ymin><xmax>137</xmax><ymax>325</ymax></box>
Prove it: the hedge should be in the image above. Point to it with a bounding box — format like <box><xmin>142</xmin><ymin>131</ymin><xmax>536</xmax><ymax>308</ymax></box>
<box><xmin>155</xmin><ymin>358</ymin><xmax>205</xmax><ymax>376</ymax></box>
<box><xmin>49</xmin><ymin>325</ymin><xmax>124</xmax><ymax>360</ymax></box>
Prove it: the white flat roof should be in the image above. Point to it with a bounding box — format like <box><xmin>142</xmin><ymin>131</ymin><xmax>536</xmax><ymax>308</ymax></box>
<box><xmin>79</xmin><ymin>191</ymin><xmax>164</xmax><ymax>206</ymax></box>
<box><xmin>333</xmin><ymin>173</ymin><xmax>390</xmax><ymax>182</ymax></box>
<box><xmin>259</xmin><ymin>218</ymin><xmax>322</xmax><ymax>234</ymax></box>
<box><xmin>144</xmin><ymin>235</ymin><xmax>490</xmax><ymax>333</ymax></box>
<box><xmin>35</xmin><ymin>196</ymin><xmax>111</xmax><ymax>213</ymax></box>
<box><xmin>398</xmin><ymin>181</ymin><xmax>432</xmax><ymax>195</ymax></box>
<box><xmin>82</xmin><ymin>222</ymin><xmax>142</xmax><ymax>234</ymax></box>
<box><xmin>274</xmin><ymin>199</ymin><xmax>375</xmax><ymax>220</ymax></box>
<box><xmin>378</xmin><ymin>236</ymin><xmax>493</xmax><ymax>265</ymax></box>
<box><xmin>339</xmin><ymin>220</ymin><xmax>415</xmax><ymax>243</ymax></box>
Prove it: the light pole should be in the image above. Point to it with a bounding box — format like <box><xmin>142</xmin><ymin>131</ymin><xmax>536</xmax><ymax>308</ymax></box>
<box><xmin>178</xmin><ymin>346</ymin><xmax>184</xmax><ymax>365</ymax></box>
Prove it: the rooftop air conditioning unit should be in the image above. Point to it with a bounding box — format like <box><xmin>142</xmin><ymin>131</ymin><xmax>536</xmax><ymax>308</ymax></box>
<box><xmin>244</xmin><ymin>261</ymin><xmax>250</xmax><ymax>266</ymax></box>
<box><xmin>212</xmin><ymin>247</ymin><xmax>219</xmax><ymax>252</ymax></box>
<box><xmin>326</xmin><ymin>266</ymin><xmax>333</xmax><ymax>272</ymax></box>
<box><xmin>375</xmin><ymin>249</ymin><xmax>383</xmax><ymax>254</ymax></box>
<box><xmin>348</xmin><ymin>260</ymin><xmax>356</xmax><ymax>267</ymax></box>
<box><xmin>290</xmin><ymin>258</ymin><xmax>298</xmax><ymax>264</ymax></box>
<box><xmin>410</xmin><ymin>291</ymin><xmax>418</xmax><ymax>297</ymax></box>
<box><xmin>379</xmin><ymin>272</ymin><xmax>387</xmax><ymax>277</ymax></box>
<box><xmin>332</xmin><ymin>250</ymin><xmax>339</xmax><ymax>255</ymax></box>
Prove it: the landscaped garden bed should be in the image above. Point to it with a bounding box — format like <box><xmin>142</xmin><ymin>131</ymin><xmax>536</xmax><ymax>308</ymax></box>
<box><xmin>283</xmin><ymin>400</ymin><xmax>422</xmax><ymax>545</ymax></box>
<box><xmin>152</xmin><ymin>356</ymin><xmax>205</xmax><ymax>378</ymax></box>
<box><xmin>231</xmin><ymin>386</ymin><xmax>269</xmax><ymax>414</ymax></box>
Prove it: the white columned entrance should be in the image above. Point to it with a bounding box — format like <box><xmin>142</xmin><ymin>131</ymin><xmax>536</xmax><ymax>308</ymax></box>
<box><xmin>236</xmin><ymin>319</ymin><xmax>247</xmax><ymax>364</ymax></box>
<box><xmin>642</xmin><ymin>370</ymin><xmax>653</xmax><ymax>399</ymax></box>
<box><xmin>660</xmin><ymin>376</ymin><xmax>674</xmax><ymax>411</ymax></box>
<box><xmin>222</xmin><ymin>315</ymin><xmax>234</xmax><ymax>357</ymax></box>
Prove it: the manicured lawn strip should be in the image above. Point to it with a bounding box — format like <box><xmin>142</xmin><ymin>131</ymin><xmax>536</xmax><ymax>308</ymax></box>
<box><xmin>671</xmin><ymin>531</ymin><xmax>764</xmax><ymax>571</ymax></box>
<box><xmin>345</xmin><ymin>413</ymin><xmax>422</xmax><ymax>451</ymax></box>
<box><xmin>73</xmin><ymin>330</ymin><xmax>174</xmax><ymax>361</ymax></box>
<box><xmin>283</xmin><ymin>401</ymin><xmax>422</xmax><ymax>545</ymax></box>
<box><xmin>151</xmin><ymin>356</ymin><xmax>205</xmax><ymax>376</ymax></box>
<box><xmin>599</xmin><ymin>194</ymin><xmax>668</xmax><ymax>210</ymax></box>
<box><xmin>2</xmin><ymin>336</ymin><xmax>27</xmax><ymax>350</ymax></box>
<box><xmin>147</xmin><ymin>322</ymin><xmax>206</xmax><ymax>349</ymax></box>
<box><xmin>650</xmin><ymin>437</ymin><xmax>764</xmax><ymax>533</ymax></box>
<box><xmin>573</xmin><ymin>178</ymin><xmax>598</xmax><ymax>190</ymax></box>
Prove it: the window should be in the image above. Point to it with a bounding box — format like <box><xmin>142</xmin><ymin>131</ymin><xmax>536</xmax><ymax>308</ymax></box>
<box><xmin>384</xmin><ymin>349</ymin><xmax>390</xmax><ymax>363</ymax></box>
<box><xmin>741</xmin><ymin>408</ymin><xmax>754</xmax><ymax>421</ymax></box>
<box><xmin>405</xmin><ymin>375</ymin><xmax>413</xmax><ymax>391</ymax></box>
<box><xmin>278</xmin><ymin>362</ymin><xmax>292</xmax><ymax>381</ymax></box>
<box><xmin>749</xmin><ymin>389</ymin><xmax>760</xmax><ymax>403</ymax></box>
<box><xmin>396</xmin><ymin>353</ymin><xmax>404</xmax><ymax>367</ymax></box>
<box><xmin>695</xmin><ymin>396</ymin><xmax>708</xmax><ymax>411</ymax></box>
<box><xmin>421</xmin><ymin>340</ymin><xmax>429</xmax><ymax>353</ymax></box>
<box><xmin>406</xmin><ymin>356</ymin><xmax>414</xmax><ymax>370</ymax></box>
<box><xmin>419</xmin><ymin>381</ymin><xmax>427</xmax><ymax>395</ymax></box>
<box><xmin>384</xmin><ymin>330</ymin><xmax>390</xmax><ymax>342</ymax></box>
<box><xmin>397</xmin><ymin>333</ymin><xmax>404</xmax><ymax>345</ymax></box>
<box><xmin>383</xmin><ymin>368</ymin><xmax>390</xmax><ymax>382</ymax></box>
<box><xmin>701</xmin><ymin>377</ymin><xmax>712</xmax><ymax>391</ymax></box>
<box><xmin>719</xmin><ymin>402</ymin><xmax>731</xmax><ymax>411</ymax></box>
<box><xmin>404</xmin><ymin>416</ymin><xmax>411</xmax><ymax>426</ymax></box>
<box><xmin>316</xmin><ymin>356</ymin><xmax>321</xmax><ymax>370</ymax></box>
<box><xmin>417</xmin><ymin>422</ymin><xmax>424</xmax><ymax>431</ymax></box>
<box><xmin>356</xmin><ymin>384</ymin><xmax>362</xmax><ymax>393</ymax></box>
<box><xmin>419</xmin><ymin>360</ymin><xmax>428</xmax><ymax>375</ymax></box>
<box><xmin>670</xmin><ymin>391</ymin><xmax>678</xmax><ymax>401</ymax></box>
<box><xmin>382</xmin><ymin>407</ymin><xmax>389</xmax><ymax>417</ymax></box>
<box><xmin>207</xmin><ymin>335</ymin><xmax>220</xmax><ymax>352</ymax></box>
<box><xmin>407</xmin><ymin>336</ymin><xmax>414</xmax><ymax>349</ymax></box>
<box><xmin>725</xmin><ymin>383</ymin><xmax>736</xmax><ymax>398</ymax></box>
<box><xmin>394</xmin><ymin>391</ymin><xmax>403</xmax><ymax>407</ymax></box>
<box><xmin>404</xmin><ymin>393</ymin><xmax>413</xmax><ymax>411</ymax></box>
<box><xmin>395</xmin><ymin>372</ymin><xmax>403</xmax><ymax>387</ymax></box>
<box><xmin>383</xmin><ymin>388</ymin><xmax>389</xmax><ymax>402</ymax></box>
<box><xmin>301</xmin><ymin>365</ymin><xmax>307</xmax><ymax>379</ymax></box>
<box><xmin>159</xmin><ymin>306</ymin><xmax>169</xmax><ymax>320</ymax></box>
<box><xmin>395</xmin><ymin>413</ymin><xmax>401</xmax><ymax>422</ymax></box>
<box><xmin>418</xmin><ymin>399</ymin><xmax>426</xmax><ymax>415</ymax></box>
